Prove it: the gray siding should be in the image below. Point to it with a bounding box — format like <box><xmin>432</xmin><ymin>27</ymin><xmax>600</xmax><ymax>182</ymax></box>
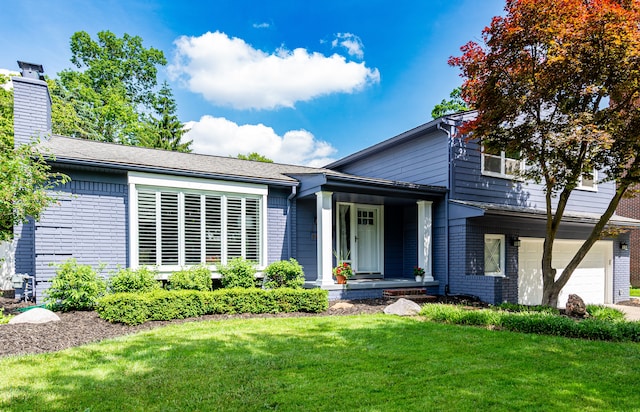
<box><xmin>12</xmin><ymin>77</ymin><xmax>51</xmax><ymax>147</ymax></box>
<box><xmin>614</xmin><ymin>236</ymin><xmax>630</xmax><ymax>303</ymax></box>
<box><xmin>452</xmin><ymin>139</ymin><xmax>616</xmax><ymax>214</ymax></box>
<box><xmin>334</xmin><ymin>129</ymin><xmax>450</xmax><ymax>187</ymax></box>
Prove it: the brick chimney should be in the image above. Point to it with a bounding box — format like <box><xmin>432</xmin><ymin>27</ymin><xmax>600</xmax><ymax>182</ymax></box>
<box><xmin>12</xmin><ymin>61</ymin><xmax>52</xmax><ymax>147</ymax></box>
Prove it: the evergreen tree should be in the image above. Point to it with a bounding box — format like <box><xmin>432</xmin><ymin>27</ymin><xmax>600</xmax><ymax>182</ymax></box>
<box><xmin>139</xmin><ymin>82</ymin><xmax>192</xmax><ymax>152</ymax></box>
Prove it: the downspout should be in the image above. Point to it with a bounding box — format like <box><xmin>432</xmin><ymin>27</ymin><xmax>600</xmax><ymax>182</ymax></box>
<box><xmin>286</xmin><ymin>186</ymin><xmax>297</xmax><ymax>258</ymax></box>
<box><xmin>437</xmin><ymin>120</ymin><xmax>453</xmax><ymax>295</ymax></box>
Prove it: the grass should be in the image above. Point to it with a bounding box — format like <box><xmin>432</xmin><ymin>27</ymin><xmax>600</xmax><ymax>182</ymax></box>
<box><xmin>631</xmin><ymin>287</ymin><xmax>640</xmax><ymax>297</ymax></box>
<box><xmin>1</xmin><ymin>315</ymin><xmax>640</xmax><ymax>411</ymax></box>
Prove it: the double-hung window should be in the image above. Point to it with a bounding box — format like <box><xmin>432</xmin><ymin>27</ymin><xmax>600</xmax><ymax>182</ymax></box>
<box><xmin>130</xmin><ymin>173</ymin><xmax>266</xmax><ymax>271</ymax></box>
<box><xmin>481</xmin><ymin>146</ymin><xmax>523</xmax><ymax>179</ymax></box>
<box><xmin>484</xmin><ymin>234</ymin><xmax>505</xmax><ymax>277</ymax></box>
<box><xmin>577</xmin><ymin>170</ymin><xmax>597</xmax><ymax>191</ymax></box>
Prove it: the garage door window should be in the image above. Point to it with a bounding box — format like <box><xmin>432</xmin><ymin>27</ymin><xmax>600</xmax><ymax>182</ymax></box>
<box><xmin>484</xmin><ymin>234</ymin><xmax>505</xmax><ymax>276</ymax></box>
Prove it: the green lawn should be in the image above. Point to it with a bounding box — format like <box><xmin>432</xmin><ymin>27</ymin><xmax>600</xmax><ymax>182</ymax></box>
<box><xmin>631</xmin><ymin>287</ymin><xmax>640</xmax><ymax>297</ymax></box>
<box><xmin>1</xmin><ymin>315</ymin><xmax>640</xmax><ymax>411</ymax></box>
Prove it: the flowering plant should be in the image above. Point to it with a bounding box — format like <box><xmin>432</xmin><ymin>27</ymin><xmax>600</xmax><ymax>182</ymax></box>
<box><xmin>333</xmin><ymin>262</ymin><xmax>354</xmax><ymax>279</ymax></box>
<box><xmin>413</xmin><ymin>267</ymin><xmax>425</xmax><ymax>276</ymax></box>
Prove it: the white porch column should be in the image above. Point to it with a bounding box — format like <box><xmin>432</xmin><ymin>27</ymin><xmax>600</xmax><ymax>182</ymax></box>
<box><xmin>417</xmin><ymin>200</ymin><xmax>434</xmax><ymax>281</ymax></box>
<box><xmin>316</xmin><ymin>191</ymin><xmax>334</xmax><ymax>285</ymax></box>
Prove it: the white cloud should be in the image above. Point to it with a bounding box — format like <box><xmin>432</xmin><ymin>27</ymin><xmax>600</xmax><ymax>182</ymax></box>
<box><xmin>331</xmin><ymin>33</ymin><xmax>364</xmax><ymax>59</ymax></box>
<box><xmin>184</xmin><ymin>115</ymin><xmax>337</xmax><ymax>166</ymax></box>
<box><xmin>169</xmin><ymin>31</ymin><xmax>380</xmax><ymax>110</ymax></box>
<box><xmin>252</xmin><ymin>22</ymin><xmax>270</xmax><ymax>29</ymax></box>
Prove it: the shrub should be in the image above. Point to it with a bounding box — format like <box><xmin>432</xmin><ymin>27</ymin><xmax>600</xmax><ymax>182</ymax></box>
<box><xmin>45</xmin><ymin>259</ymin><xmax>106</xmax><ymax>311</ymax></box>
<box><xmin>109</xmin><ymin>266</ymin><xmax>160</xmax><ymax>293</ymax></box>
<box><xmin>0</xmin><ymin>311</ymin><xmax>12</xmax><ymax>324</ymax></box>
<box><xmin>263</xmin><ymin>258</ymin><xmax>305</xmax><ymax>289</ymax></box>
<box><xmin>96</xmin><ymin>288</ymin><xmax>329</xmax><ymax>325</ymax></box>
<box><xmin>219</xmin><ymin>258</ymin><xmax>257</xmax><ymax>288</ymax></box>
<box><xmin>168</xmin><ymin>265</ymin><xmax>213</xmax><ymax>291</ymax></box>
<box><xmin>586</xmin><ymin>305</ymin><xmax>625</xmax><ymax>322</ymax></box>
<box><xmin>496</xmin><ymin>302</ymin><xmax>559</xmax><ymax>315</ymax></box>
<box><xmin>421</xmin><ymin>303</ymin><xmax>640</xmax><ymax>342</ymax></box>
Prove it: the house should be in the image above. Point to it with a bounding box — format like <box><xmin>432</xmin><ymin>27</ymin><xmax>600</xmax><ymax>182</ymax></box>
<box><xmin>326</xmin><ymin>113</ymin><xmax>638</xmax><ymax>305</ymax></box>
<box><xmin>10</xmin><ymin>62</ymin><xmax>637</xmax><ymax>306</ymax></box>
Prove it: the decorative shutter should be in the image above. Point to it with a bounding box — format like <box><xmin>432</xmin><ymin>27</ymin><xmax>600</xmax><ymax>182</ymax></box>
<box><xmin>184</xmin><ymin>193</ymin><xmax>202</xmax><ymax>265</ymax></box>
<box><xmin>227</xmin><ymin>197</ymin><xmax>242</xmax><ymax>259</ymax></box>
<box><xmin>160</xmin><ymin>192</ymin><xmax>179</xmax><ymax>265</ymax></box>
<box><xmin>138</xmin><ymin>190</ymin><xmax>157</xmax><ymax>265</ymax></box>
<box><xmin>205</xmin><ymin>195</ymin><xmax>222</xmax><ymax>264</ymax></box>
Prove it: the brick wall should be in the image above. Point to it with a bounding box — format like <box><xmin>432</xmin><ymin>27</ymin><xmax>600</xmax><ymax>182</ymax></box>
<box><xmin>616</xmin><ymin>187</ymin><xmax>640</xmax><ymax>287</ymax></box>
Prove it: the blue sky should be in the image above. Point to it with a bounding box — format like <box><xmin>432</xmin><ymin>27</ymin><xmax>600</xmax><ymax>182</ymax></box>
<box><xmin>0</xmin><ymin>0</ymin><xmax>506</xmax><ymax>166</ymax></box>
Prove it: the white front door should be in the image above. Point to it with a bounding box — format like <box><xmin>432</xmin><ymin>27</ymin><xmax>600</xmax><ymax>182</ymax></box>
<box><xmin>337</xmin><ymin>203</ymin><xmax>383</xmax><ymax>276</ymax></box>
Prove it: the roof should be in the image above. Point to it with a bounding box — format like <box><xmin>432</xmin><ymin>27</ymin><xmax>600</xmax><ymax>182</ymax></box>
<box><xmin>40</xmin><ymin>135</ymin><xmax>331</xmax><ymax>186</ymax></box>
<box><xmin>39</xmin><ymin>136</ymin><xmax>447</xmax><ymax>196</ymax></box>
<box><xmin>451</xmin><ymin>200</ymin><xmax>640</xmax><ymax>228</ymax></box>
<box><xmin>325</xmin><ymin>110</ymin><xmax>477</xmax><ymax>169</ymax></box>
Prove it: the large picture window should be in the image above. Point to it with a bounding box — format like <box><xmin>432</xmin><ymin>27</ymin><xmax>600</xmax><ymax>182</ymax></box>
<box><xmin>130</xmin><ymin>173</ymin><xmax>266</xmax><ymax>271</ymax></box>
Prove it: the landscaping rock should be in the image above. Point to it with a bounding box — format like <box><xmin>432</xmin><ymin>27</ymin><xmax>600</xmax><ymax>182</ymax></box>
<box><xmin>565</xmin><ymin>294</ymin><xmax>587</xmax><ymax>318</ymax></box>
<box><xmin>383</xmin><ymin>298</ymin><xmax>422</xmax><ymax>316</ymax></box>
<box><xmin>330</xmin><ymin>302</ymin><xmax>355</xmax><ymax>310</ymax></box>
<box><xmin>9</xmin><ymin>308</ymin><xmax>60</xmax><ymax>324</ymax></box>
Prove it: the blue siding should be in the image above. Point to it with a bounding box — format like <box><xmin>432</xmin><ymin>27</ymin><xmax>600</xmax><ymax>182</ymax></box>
<box><xmin>32</xmin><ymin>170</ymin><xmax>128</xmax><ymax>301</ymax></box>
<box><xmin>334</xmin><ymin>129</ymin><xmax>450</xmax><ymax>187</ymax></box>
<box><xmin>614</xmin><ymin>235</ymin><xmax>630</xmax><ymax>303</ymax></box>
<box><xmin>295</xmin><ymin>198</ymin><xmax>318</xmax><ymax>280</ymax></box>
<box><xmin>452</xmin><ymin>138</ymin><xmax>616</xmax><ymax>214</ymax></box>
<box><xmin>12</xmin><ymin>77</ymin><xmax>51</xmax><ymax>147</ymax></box>
<box><xmin>384</xmin><ymin>205</ymin><xmax>405</xmax><ymax>276</ymax></box>
<box><xmin>267</xmin><ymin>188</ymin><xmax>295</xmax><ymax>263</ymax></box>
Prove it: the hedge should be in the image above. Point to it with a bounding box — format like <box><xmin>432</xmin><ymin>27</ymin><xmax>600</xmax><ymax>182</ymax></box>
<box><xmin>96</xmin><ymin>288</ymin><xmax>329</xmax><ymax>325</ymax></box>
<box><xmin>420</xmin><ymin>304</ymin><xmax>640</xmax><ymax>342</ymax></box>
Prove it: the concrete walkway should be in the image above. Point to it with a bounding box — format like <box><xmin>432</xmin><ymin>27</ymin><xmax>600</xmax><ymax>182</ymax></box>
<box><xmin>605</xmin><ymin>304</ymin><xmax>640</xmax><ymax>321</ymax></box>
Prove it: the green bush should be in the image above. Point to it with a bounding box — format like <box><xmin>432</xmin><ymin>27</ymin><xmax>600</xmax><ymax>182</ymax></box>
<box><xmin>109</xmin><ymin>266</ymin><xmax>160</xmax><ymax>293</ymax></box>
<box><xmin>219</xmin><ymin>258</ymin><xmax>257</xmax><ymax>288</ymax></box>
<box><xmin>420</xmin><ymin>303</ymin><xmax>640</xmax><ymax>342</ymax></box>
<box><xmin>586</xmin><ymin>305</ymin><xmax>625</xmax><ymax>322</ymax></box>
<box><xmin>168</xmin><ymin>265</ymin><xmax>213</xmax><ymax>291</ymax></box>
<box><xmin>496</xmin><ymin>302</ymin><xmax>559</xmax><ymax>315</ymax></box>
<box><xmin>263</xmin><ymin>258</ymin><xmax>305</xmax><ymax>289</ymax></box>
<box><xmin>0</xmin><ymin>311</ymin><xmax>12</xmax><ymax>324</ymax></box>
<box><xmin>96</xmin><ymin>288</ymin><xmax>329</xmax><ymax>325</ymax></box>
<box><xmin>45</xmin><ymin>259</ymin><xmax>106</xmax><ymax>311</ymax></box>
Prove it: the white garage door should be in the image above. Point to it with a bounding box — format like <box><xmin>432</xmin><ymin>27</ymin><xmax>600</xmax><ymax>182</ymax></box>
<box><xmin>518</xmin><ymin>239</ymin><xmax>612</xmax><ymax>306</ymax></box>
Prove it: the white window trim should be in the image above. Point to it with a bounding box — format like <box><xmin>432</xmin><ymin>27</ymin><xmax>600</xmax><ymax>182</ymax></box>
<box><xmin>576</xmin><ymin>170</ymin><xmax>598</xmax><ymax>192</ymax></box>
<box><xmin>128</xmin><ymin>172</ymin><xmax>268</xmax><ymax>273</ymax></box>
<box><xmin>484</xmin><ymin>234</ymin><xmax>506</xmax><ymax>277</ymax></box>
<box><xmin>481</xmin><ymin>148</ymin><xmax>524</xmax><ymax>180</ymax></box>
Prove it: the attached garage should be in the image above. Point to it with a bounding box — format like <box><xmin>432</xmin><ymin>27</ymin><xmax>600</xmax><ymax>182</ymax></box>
<box><xmin>518</xmin><ymin>238</ymin><xmax>612</xmax><ymax>306</ymax></box>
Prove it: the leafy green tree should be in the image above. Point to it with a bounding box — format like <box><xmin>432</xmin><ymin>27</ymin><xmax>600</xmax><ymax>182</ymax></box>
<box><xmin>139</xmin><ymin>81</ymin><xmax>192</xmax><ymax>152</ymax></box>
<box><xmin>0</xmin><ymin>74</ymin><xmax>13</xmax><ymax>152</ymax></box>
<box><xmin>237</xmin><ymin>152</ymin><xmax>273</xmax><ymax>162</ymax></box>
<box><xmin>431</xmin><ymin>87</ymin><xmax>469</xmax><ymax>119</ymax></box>
<box><xmin>54</xmin><ymin>30</ymin><xmax>167</xmax><ymax>145</ymax></box>
<box><xmin>0</xmin><ymin>74</ymin><xmax>70</xmax><ymax>241</ymax></box>
<box><xmin>450</xmin><ymin>0</ymin><xmax>640</xmax><ymax>307</ymax></box>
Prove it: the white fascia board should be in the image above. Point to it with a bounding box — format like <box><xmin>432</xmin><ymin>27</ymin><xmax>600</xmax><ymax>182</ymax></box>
<box><xmin>128</xmin><ymin>171</ymin><xmax>268</xmax><ymax>196</ymax></box>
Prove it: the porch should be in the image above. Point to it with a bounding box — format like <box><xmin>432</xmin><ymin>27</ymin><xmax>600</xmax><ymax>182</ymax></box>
<box><xmin>304</xmin><ymin>277</ymin><xmax>440</xmax><ymax>300</ymax></box>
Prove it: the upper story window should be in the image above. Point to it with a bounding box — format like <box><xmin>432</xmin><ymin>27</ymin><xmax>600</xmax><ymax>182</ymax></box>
<box><xmin>481</xmin><ymin>146</ymin><xmax>523</xmax><ymax>179</ymax></box>
<box><xmin>577</xmin><ymin>170</ymin><xmax>597</xmax><ymax>191</ymax></box>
